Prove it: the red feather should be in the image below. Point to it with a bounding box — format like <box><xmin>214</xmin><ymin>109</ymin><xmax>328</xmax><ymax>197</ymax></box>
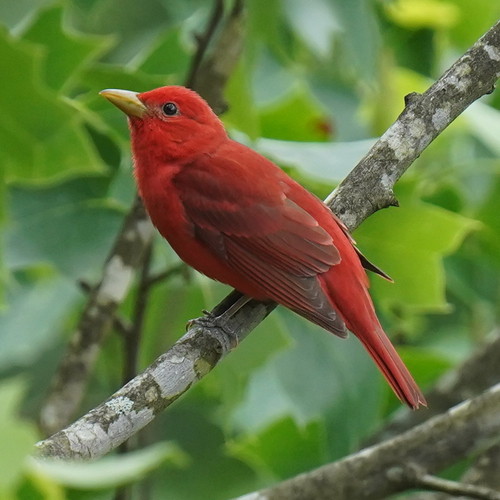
<box><xmin>102</xmin><ymin>85</ymin><xmax>426</xmax><ymax>409</ymax></box>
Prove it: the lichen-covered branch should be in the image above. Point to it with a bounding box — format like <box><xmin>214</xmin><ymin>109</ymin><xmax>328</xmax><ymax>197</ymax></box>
<box><xmin>231</xmin><ymin>384</ymin><xmax>500</xmax><ymax>500</ymax></box>
<box><xmin>36</xmin><ymin>20</ymin><xmax>500</xmax><ymax>460</ymax></box>
<box><xmin>39</xmin><ymin>197</ymin><xmax>154</xmax><ymax>436</ymax></box>
<box><xmin>328</xmin><ymin>19</ymin><xmax>500</xmax><ymax>231</ymax></box>
<box><xmin>36</xmin><ymin>296</ymin><xmax>273</xmax><ymax>459</ymax></box>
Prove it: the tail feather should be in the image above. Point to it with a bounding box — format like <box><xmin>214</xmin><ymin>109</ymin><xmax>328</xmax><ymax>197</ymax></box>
<box><xmin>359</xmin><ymin>326</ymin><xmax>427</xmax><ymax>409</ymax></box>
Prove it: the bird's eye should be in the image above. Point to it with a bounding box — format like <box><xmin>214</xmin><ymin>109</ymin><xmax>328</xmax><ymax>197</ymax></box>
<box><xmin>162</xmin><ymin>102</ymin><xmax>178</xmax><ymax>116</ymax></box>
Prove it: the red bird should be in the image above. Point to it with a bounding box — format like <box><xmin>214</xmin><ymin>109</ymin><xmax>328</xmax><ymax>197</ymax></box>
<box><xmin>101</xmin><ymin>85</ymin><xmax>426</xmax><ymax>409</ymax></box>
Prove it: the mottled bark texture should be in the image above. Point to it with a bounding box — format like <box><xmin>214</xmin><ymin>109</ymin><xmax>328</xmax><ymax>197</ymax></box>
<box><xmin>328</xmin><ymin>19</ymin><xmax>500</xmax><ymax>231</ymax></box>
<box><xmin>39</xmin><ymin>197</ymin><xmax>153</xmax><ymax>435</ymax></box>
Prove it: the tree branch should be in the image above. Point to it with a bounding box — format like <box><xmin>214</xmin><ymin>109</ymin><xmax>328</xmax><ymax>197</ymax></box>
<box><xmin>39</xmin><ymin>197</ymin><xmax>154</xmax><ymax>436</ymax></box>
<box><xmin>398</xmin><ymin>464</ymin><xmax>500</xmax><ymax>500</ymax></box>
<box><xmin>184</xmin><ymin>0</ymin><xmax>225</xmax><ymax>89</ymax></box>
<box><xmin>363</xmin><ymin>329</ymin><xmax>500</xmax><ymax>500</ymax></box>
<box><xmin>38</xmin><ymin>0</ymin><xmax>247</xmax><ymax>437</ymax></box>
<box><xmin>328</xmin><ymin>19</ymin><xmax>500</xmax><ymax>231</ymax></box>
<box><xmin>231</xmin><ymin>384</ymin><xmax>500</xmax><ymax>500</ymax></box>
<box><xmin>35</xmin><ymin>20</ymin><xmax>500</xmax><ymax>460</ymax></box>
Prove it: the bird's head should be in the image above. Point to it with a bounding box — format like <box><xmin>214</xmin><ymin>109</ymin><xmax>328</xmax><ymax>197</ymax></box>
<box><xmin>100</xmin><ymin>85</ymin><xmax>227</xmax><ymax>162</ymax></box>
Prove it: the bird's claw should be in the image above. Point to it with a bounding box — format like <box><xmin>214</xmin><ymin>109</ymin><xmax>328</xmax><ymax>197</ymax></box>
<box><xmin>186</xmin><ymin>312</ymin><xmax>239</xmax><ymax>354</ymax></box>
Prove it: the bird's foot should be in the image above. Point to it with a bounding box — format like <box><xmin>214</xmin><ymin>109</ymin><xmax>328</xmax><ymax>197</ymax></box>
<box><xmin>186</xmin><ymin>311</ymin><xmax>239</xmax><ymax>354</ymax></box>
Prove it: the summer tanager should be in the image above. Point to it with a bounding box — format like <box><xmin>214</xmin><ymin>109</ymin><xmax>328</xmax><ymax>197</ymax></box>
<box><xmin>101</xmin><ymin>85</ymin><xmax>426</xmax><ymax>409</ymax></box>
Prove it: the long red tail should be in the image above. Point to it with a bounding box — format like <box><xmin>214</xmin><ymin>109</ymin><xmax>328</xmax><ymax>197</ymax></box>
<box><xmin>357</xmin><ymin>325</ymin><xmax>427</xmax><ymax>409</ymax></box>
<box><xmin>316</xmin><ymin>231</ymin><xmax>426</xmax><ymax>409</ymax></box>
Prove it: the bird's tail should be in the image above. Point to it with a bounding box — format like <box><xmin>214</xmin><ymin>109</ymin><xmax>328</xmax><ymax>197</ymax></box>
<box><xmin>356</xmin><ymin>324</ymin><xmax>427</xmax><ymax>409</ymax></box>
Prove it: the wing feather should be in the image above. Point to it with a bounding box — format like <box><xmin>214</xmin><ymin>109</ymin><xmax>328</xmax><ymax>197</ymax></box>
<box><xmin>174</xmin><ymin>146</ymin><xmax>347</xmax><ymax>337</ymax></box>
<box><xmin>224</xmin><ymin>238</ymin><xmax>347</xmax><ymax>337</ymax></box>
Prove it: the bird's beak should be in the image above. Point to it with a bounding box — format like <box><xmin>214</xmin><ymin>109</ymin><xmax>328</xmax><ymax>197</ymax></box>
<box><xmin>99</xmin><ymin>89</ymin><xmax>147</xmax><ymax>118</ymax></box>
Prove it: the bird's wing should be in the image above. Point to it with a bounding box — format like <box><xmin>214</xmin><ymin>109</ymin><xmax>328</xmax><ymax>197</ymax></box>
<box><xmin>174</xmin><ymin>148</ymin><xmax>348</xmax><ymax>337</ymax></box>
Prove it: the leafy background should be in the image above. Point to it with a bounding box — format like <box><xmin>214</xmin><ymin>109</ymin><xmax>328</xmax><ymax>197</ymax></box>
<box><xmin>1</xmin><ymin>0</ymin><xmax>500</xmax><ymax>498</ymax></box>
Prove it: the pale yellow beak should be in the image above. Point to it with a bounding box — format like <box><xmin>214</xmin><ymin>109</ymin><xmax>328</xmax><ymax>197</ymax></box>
<box><xmin>99</xmin><ymin>89</ymin><xmax>147</xmax><ymax>118</ymax></box>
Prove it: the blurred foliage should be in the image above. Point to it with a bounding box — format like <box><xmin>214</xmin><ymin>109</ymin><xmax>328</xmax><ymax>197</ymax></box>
<box><xmin>1</xmin><ymin>0</ymin><xmax>500</xmax><ymax>498</ymax></box>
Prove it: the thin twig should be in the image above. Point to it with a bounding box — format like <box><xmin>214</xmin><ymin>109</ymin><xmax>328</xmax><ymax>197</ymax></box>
<box><xmin>185</xmin><ymin>0</ymin><xmax>225</xmax><ymax>88</ymax></box>
<box><xmin>122</xmin><ymin>242</ymin><xmax>154</xmax><ymax>384</ymax></box>
<box><xmin>416</xmin><ymin>474</ymin><xmax>500</xmax><ymax>500</ymax></box>
<box><xmin>144</xmin><ymin>263</ymin><xmax>187</xmax><ymax>289</ymax></box>
<box><xmin>390</xmin><ymin>463</ymin><xmax>500</xmax><ymax>500</ymax></box>
<box><xmin>39</xmin><ymin>197</ymin><xmax>153</xmax><ymax>436</ymax></box>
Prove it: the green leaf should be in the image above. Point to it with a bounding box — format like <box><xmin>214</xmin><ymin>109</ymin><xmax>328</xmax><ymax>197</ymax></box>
<box><xmin>464</xmin><ymin>102</ymin><xmax>500</xmax><ymax>156</ymax></box>
<box><xmin>475</xmin><ymin>173</ymin><xmax>500</xmax><ymax>266</ymax></box>
<box><xmin>232</xmin><ymin>310</ymin><xmax>385</xmax><ymax>457</ymax></box>
<box><xmin>21</xmin><ymin>5</ymin><xmax>110</xmax><ymax>91</ymax></box>
<box><xmin>0</xmin><ymin>379</ymin><xmax>39</xmax><ymax>492</ymax></box>
<box><xmin>385</xmin><ymin>0</ymin><xmax>460</xmax><ymax>30</ymax></box>
<box><xmin>449</xmin><ymin>0</ymin><xmax>500</xmax><ymax>49</ymax></box>
<box><xmin>331</xmin><ymin>0</ymin><xmax>381</xmax><ymax>80</ymax></box>
<box><xmin>209</xmin><ymin>313</ymin><xmax>292</xmax><ymax>423</ymax></box>
<box><xmin>0</xmin><ymin>29</ymin><xmax>69</xmax><ymax>138</ymax></box>
<box><xmin>28</xmin><ymin>442</ymin><xmax>187</xmax><ymax>489</ymax></box>
<box><xmin>255</xmin><ymin>136</ymin><xmax>375</xmax><ymax>181</ymax></box>
<box><xmin>229</xmin><ymin>417</ymin><xmax>327</xmax><ymax>478</ymax></box>
<box><xmin>66</xmin><ymin>0</ymin><xmax>190</xmax><ymax>64</ymax></box>
<box><xmin>251</xmin><ymin>51</ymin><xmax>300</xmax><ymax>105</ymax></box>
<box><xmin>0</xmin><ymin>0</ymin><xmax>52</xmax><ymax>31</ymax></box>
<box><xmin>136</xmin><ymin>27</ymin><xmax>190</xmax><ymax>78</ymax></box>
<box><xmin>284</xmin><ymin>0</ymin><xmax>340</xmax><ymax>58</ymax></box>
<box><xmin>356</xmin><ymin>189</ymin><xmax>478</xmax><ymax>313</ymax></box>
<box><xmin>247</xmin><ymin>0</ymin><xmax>292</xmax><ymax>61</ymax></box>
<box><xmin>0</xmin><ymin>28</ymin><xmax>106</xmax><ymax>182</ymax></box>
<box><xmin>224</xmin><ymin>62</ymin><xmax>261</xmax><ymax>140</ymax></box>
<box><xmin>259</xmin><ymin>87</ymin><xmax>333</xmax><ymax>142</ymax></box>
<box><xmin>367</xmin><ymin>66</ymin><xmax>431</xmax><ymax>135</ymax></box>
<box><xmin>147</xmin><ymin>401</ymin><xmax>256</xmax><ymax>500</ymax></box>
<box><xmin>17</xmin><ymin>473</ymin><xmax>65</xmax><ymax>500</ymax></box>
<box><xmin>5</xmin><ymin>177</ymin><xmax>124</xmax><ymax>279</ymax></box>
<box><xmin>310</xmin><ymin>79</ymin><xmax>367</xmax><ymax>141</ymax></box>
<box><xmin>0</xmin><ymin>270</ymin><xmax>78</xmax><ymax>370</ymax></box>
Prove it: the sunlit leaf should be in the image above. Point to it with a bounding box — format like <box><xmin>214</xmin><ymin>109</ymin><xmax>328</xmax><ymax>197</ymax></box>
<box><xmin>448</xmin><ymin>0</ymin><xmax>500</xmax><ymax>49</ymax></box>
<box><xmin>356</xmin><ymin>189</ymin><xmax>478</xmax><ymax>313</ymax></box>
<box><xmin>385</xmin><ymin>0</ymin><xmax>460</xmax><ymax>30</ymax></box>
